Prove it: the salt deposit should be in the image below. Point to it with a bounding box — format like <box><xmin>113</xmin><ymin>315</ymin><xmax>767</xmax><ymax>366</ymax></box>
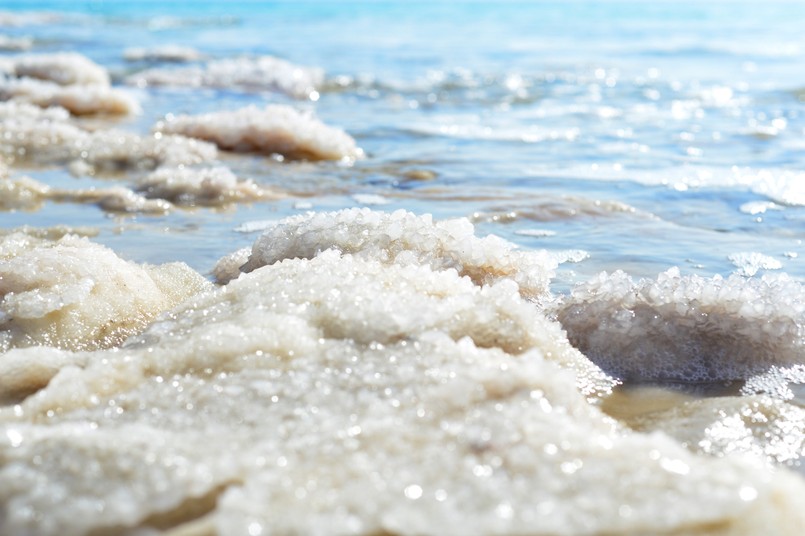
<box><xmin>155</xmin><ymin>104</ymin><xmax>363</xmax><ymax>161</ymax></box>
<box><xmin>0</xmin><ymin>101</ymin><xmax>217</xmax><ymax>172</ymax></box>
<box><xmin>127</xmin><ymin>55</ymin><xmax>324</xmax><ymax>99</ymax></box>
<box><xmin>0</xmin><ymin>234</ymin><xmax>210</xmax><ymax>352</ymax></box>
<box><xmin>0</xmin><ymin>35</ymin><xmax>32</xmax><ymax>51</ymax></box>
<box><xmin>0</xmin><ymin>11</ymin><xmax>61</xmax><ymax>26</ymax></box>
<box><xmin>0</xmin><ymin>76</ymin><xmax>139</xmax><ymax>115</ymax></box>
<box><xmin>123</xmin><ymin>45</ymin><xmax>204</xmax><ymax>63</ymax></box>
<box><xmin>728</xmin><ymin>251</ymin><xmax>784</xmax><ymax>277</ymax></box>
<box><xmin>0</xmin><ymin>252</ymin><xmax>803</xmax><ymax>535</ymax></box>
<box><xmin>137</xmin><ymin>166</ymin><xmax>283</xmax><ymax>207</ymax></box>
<box><xmin>9</xmin><ymin>52</ymin><xmax>109</xmax><ymax>86</ymax></box>
<box><xmin>557</xmin><ymin>268</ymin><xmax>805</xmax><ymax>382</ymax></box>
<box><xmin>0</xmin><ymin>176</ymin><xmax>50</xmax><ymax>211</ymax></box>
<box><xmin>240</xmin><ymin>208</ymin><xmax>559</xmax><ymax>301</ymax></box>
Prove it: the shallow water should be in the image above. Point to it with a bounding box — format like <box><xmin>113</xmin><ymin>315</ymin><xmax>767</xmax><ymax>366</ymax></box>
<box><xmin>1</xmin><ymin>1</ymin><xmax>805</xmax><ymax>534</ymax></box>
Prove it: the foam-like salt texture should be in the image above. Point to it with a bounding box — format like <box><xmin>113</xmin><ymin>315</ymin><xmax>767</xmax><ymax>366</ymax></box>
<box><xmin>137</xmin><ymin>166</ymin><xmax>283</xmax><ymax>206</ymax></box>
<box><xmin>557</xmin><ymin>268</ymin><xmax>805</xmax><ymax>382</ymax></box>
<box><xmin>0</xmin><ymin>101</ymin><xmax>217</xmax><ymax>172</ymax></box>
<box><xmin>0</xmin><ymin>76</ymin><xmax>139</xmax><ymax>115</ymax></box>
<box><xmin>0</xmin><ymin>234</ymin><xmax>210</xmax><ymax>352</ymax></box>
<box><xmin>241</xmin><ymin>208</ymin><xmax>558</xmax><ymax>301</ymax></box>
<box><xmin>1</xmin><ymin>252</ymin><xmax>803</xmax><ymax>535</ymax></box>
<box><xmin>154</xmin><ymin>104</ymin><xmax>363</xmax><ymax>161</ymax></box>
<box><xmin>127</xmin><ymin>55</ymin><xmax>324</xmax><ymax>99</ymax></box>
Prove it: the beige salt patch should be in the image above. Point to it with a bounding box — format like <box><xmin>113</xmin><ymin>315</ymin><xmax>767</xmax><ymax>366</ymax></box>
<box><xmin>0</xmin><ymin>234</ymin><xmax>210</xmax><ymax>352</ymax></box>
<box><xmin>9</xmin><ymin>52</ymin><xmax>110</xmax><ymax>86</ymax></box>
<box><xmin>154</xmin><ymin>104</ymin><xmax>362</xmax><ymax>161</ymax></box>
<box><xmin>124</xmin><ymin>45</ymin><xmax>205</xmax><ymax>63</ymax></box>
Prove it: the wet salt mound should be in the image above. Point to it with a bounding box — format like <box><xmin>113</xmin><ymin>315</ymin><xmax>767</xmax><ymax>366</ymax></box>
<box><xmin>0</xmin><ymin>175</ymin><xmax>51</xmax><ymax>211</ymax></box>
<box><xmin>127</xmin><ymin>55</ymin><xmax>323</xmax><ymax>99</ymax></box>
<box><xmin>0</xmin><ymin>101</ymin><xmax>217</xmax><ymax>172</ymax></box>
<box><xmin>0</xmin><ymin>233</ymin><xmax>210</xmax><ymax>353</ymax></box>
<box><xmin>0</xmin><ymin>53</ymin><xmax>138</xmax><ymax>115</ymax></box>
<box><xmin>123</xmin><ymin>45</ymin><xmax>204</xmax><ymax>63</ymax></box>
<box><xmin>155</xmin><ymin>104</ymin><xmax>363</xmax><ymax>161</ymax></box>
<box><xmin>557</xmin><ymin>268</ymin><xmax>805</xmax><ymax>382</ymax></box>
<box><xmin>137</xmin><ymin>166</ymin><xmax>283</xmax><ymax>207</ymax></box>
<box><xmin>240</xmin><ymin>208</ymin><xmax>558</xmax><ymax>301</ymax></box>
<box><xmin>1</xmin><ymin>252</ymin><xmax>803</xmax><ymax>535</ymax></box>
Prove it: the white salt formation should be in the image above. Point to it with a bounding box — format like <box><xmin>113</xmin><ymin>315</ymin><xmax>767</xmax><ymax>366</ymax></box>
<box><xmin>0</xmin><ymin>52</ymin><xmax>138</xmax><ymax>115</ymax></box>
<box><xmin>0</xmin><ymin>101</ymin><xmax>217</xmax><ymax>172</ymax></box>
<box><xmin>137</xmin><ymin>166</ymin><xmax>283</xmax><ymax>206</ymax></box>
<box><xmin>127</xmin><ymin>55</ymin><xmax>324</xmax><ymax>99</ymax></box>
<box><xmin>154</xmin><ymin>104</ymin><xmax>363</xmax><ymax>161</ymax></box>
<box><xmin>0</xmin><ymin>175</ymin><xmax>50</xmax><ymax>211</ymax></box>
<box><xmin>0</xmin><ymin>233</ymin><xmax>210</xmax><ymax>353</ymax></box>
<box><xmin>240</xmin><ymin>208</ymin><xmax>559</xmax><ymax>301</ymax></box>
<box><xmin>0</xmin><ymin>251</ymin><xmax>803</xmax><ymax>535</ymax></box>
<box><xmin>123</xmin><ymin>45</ymin><xmax>204</xmax><ymax>63</ymax></box>
<box><xmin>557</xmin><ymin>268</ymin><xmax>805</xmax><ymax>382</ymax></box>
<box><xmin>728</xmin><ymin>251</ymin><xmax>783</xmax><ymax>277</ymax></box>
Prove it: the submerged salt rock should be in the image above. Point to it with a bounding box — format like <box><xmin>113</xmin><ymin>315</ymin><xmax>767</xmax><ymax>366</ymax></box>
<box><xmin>127</xmin><ymin>55</ymin><xmax>323</xmax><ymax>99</ymax></box>
<box><xmin>1</xmin><ymin>252</ymin><xmax>803</xmax><ymax>535</ymax></box>
<box><xmin>0</xmin><ymin>101</ymin><xmax>217</xmax><ymax>171</ymax></box>
<box><xmin>557</xmin><ymin>268</ymin><xmax>805</xmax><ymax>382</ymax></box>
<box><xmin>0</xmin><ymin>234</ymin><xmax>210</xmax><ymax>352</ymax></box>
<box><xmin>137</xmin><ymin>166</ymin><xmax>282</xmax><ymax>206</ymax></box>
<box><xmin>155</xmin><ymin>104</ymin><xmax>362</xmax><ymax>161</ymax></box>
<box><xmin>241</xmin><ymin>208</ymin><xmax>558</xmax><ymax>301</ymax></box>
<box><xmin>630</xmin><ymin>395</ymin><xmax>805</xmax><ymax>469</ymax></box>
<box><xmin>123</xmin><ymin>45</ymin><xmax>204</xmax><ymax>63</ymax></box>
<box><xmin>0</xmin><ymin>76</ymin><xmax>139</xmax><ymax>115</ymax></box>
<box><xmin>10</xmin><ymin>52</ymin><xmax>109</xmax><ymax>86</ymax></box>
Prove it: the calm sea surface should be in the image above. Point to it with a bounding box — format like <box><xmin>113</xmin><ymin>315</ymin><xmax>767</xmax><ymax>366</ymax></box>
<box><xmin>1</xmin><ymin>0</ymin><xmax>803</xmax><ymax>289</ymax></box>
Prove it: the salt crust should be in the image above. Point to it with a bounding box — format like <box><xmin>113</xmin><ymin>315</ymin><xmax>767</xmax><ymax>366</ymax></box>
<box><xmin>0</xmin><ymin>11</ymin><xmax>61</xmax><ymax>27</ymax></box>
<box><xmin>123</xmin><ymin>45</ymin><xmax>204</xmax><ymax>63</ymax></box>
<box><xmin>2</xmin><ymin>251</ymin><xmax>804</xmax><ymax>535</ymax></box>
<box><xmin>137</xmin><ymin>166</ymin><xmax>283</xmax><ymax>206</ymax></box>
<box><xmin>240</xmin><ymin>208</ymin><xmax>558</xmax><ymax>301</ymax></box>
<box><xmin>0</xmin><ymin>101</ymin><xmax>217</xmax><ymax>172</ymax></box>
<box><xmin>127</xmin><ymin>55</ymin><xmax>324</xmax><ymax>99</ymax></box>
<box><xmin>0</xmin><ymin>233</ymin><xmax>210</xmax><ymax>353</ymax></box>
<box><xmin>0</xmin><ymin>35</ymin><xmax>33</xmax><ymax>51</ymax></box>
<box><xmin>154</xmin><ymin>104</ymin><xmax>363</xmax><ymax>161</ymax></box>
<box><xmin>557</xmin><ymin>267</ymin><xmax>805</xmax><ymax>382</ymax></box>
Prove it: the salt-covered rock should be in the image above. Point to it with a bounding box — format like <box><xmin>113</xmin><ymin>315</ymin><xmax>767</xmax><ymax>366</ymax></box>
<box><xmin>241</xmin><ymin>208</ymin><xmax>558</xmax><ymax>301</ymax></box>
<box><xmin>127</xmin><ymin>55</ymin><xmax>323</xmax><ymax>99</ymax></box>
<box><xmin>0</xmin><ymin>252</ymin><xmax>802</xmax><ymax>535</ymax></box>
<box><xmin>211</xmin><ymin>247</ymin><xmax>251</xmax><ymax>284</ymax></box>
<box><xmin>557</xmin><ymin>268</ymin><xmax>805</xmax><ymax>382</ymax></box>
<box><xmin>137</xmin><ymin>166</ymin><xmax>282</xmax><ymax>206</ymax></box>
<box><xmin>0</xmin><ymin>234</ymin><xmax>210</xmax><ymax>352</ymax></box>
<box><xmin>154</xmin><ymin>104</ymin><xmax>362</xmax><ymax>161</ymax></box>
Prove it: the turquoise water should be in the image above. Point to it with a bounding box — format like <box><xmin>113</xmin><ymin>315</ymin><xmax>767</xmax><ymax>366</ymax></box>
<box><xmin>1</xmin><ymin>0</ymin><xmax>804</xmax><ymax>289</ymax></box>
